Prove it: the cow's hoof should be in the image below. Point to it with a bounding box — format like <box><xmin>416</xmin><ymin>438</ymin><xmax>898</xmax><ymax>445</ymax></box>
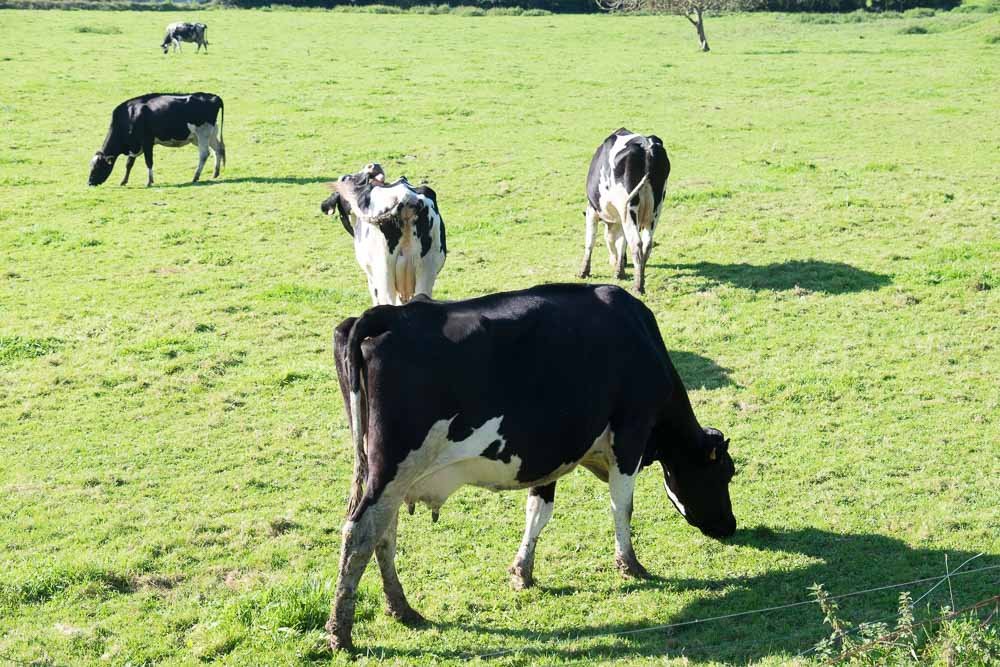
<box><xmin>579</xmin><ymin>266</ymin><xmax>591</xmax><ymax>279</ymax></box>
<box><xmin>388</xmin><ymin>604</ymin><xmax>427</xmax><ymax>627</ymax></box>
<box><xmin>508</xmin><ymin>565</ymin><xmax>534</xmax><ymax>590</ymax></box>
<box><xmin>327</xmin><ymin>633</ymin><xmax>354</xmax><ymax>652</ymax></box>
<box><xmin>325</xmin><ymin>621</ymin><xmax>354</xmax><ymax>652</ymax></box>
<box><xmin>616</xmin><ymin>556</ymin><xmax>652</xmax><ymax>580</ymax></box>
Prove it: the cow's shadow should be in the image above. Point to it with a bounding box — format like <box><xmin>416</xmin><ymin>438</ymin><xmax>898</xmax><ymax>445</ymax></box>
<box><xmin>368</xmin><ymin>528</ymin><xmax>997</xmax><ymax>663</ymax></box>
<box><xmin>156</xmin><ymin>176</ymin><xmax>336</xmax><ymax>187</ymax></box>
<box><xmin>655</xmin><ymin>260</ymin><xmax>891</xmax><ymax>294</ymax></box>
<box><xmin>669</xmin><ymin>350</ymin><xmax>733</xmax><ymax>390</ymax></box>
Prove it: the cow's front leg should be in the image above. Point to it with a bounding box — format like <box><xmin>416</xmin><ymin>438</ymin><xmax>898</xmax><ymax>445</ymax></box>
<box><xmin>609</xmin><ymin>464</ymin><xmax>650</xmax><ymax>579</ymax></box>
<box><xmin>579</xmin><ymin>206</ymin><xmax>599</xmax><ymax>278</ymax></box>
<box><xmin>120</xmin><ymin>155</ymin><xmax>136</xmax><ymax>186</ymax></box>
<box><xmin>376</xmin><ymin>510</ymin><xmax>425</xmax><ymax>625</ymax></box>
<box><xmin>509</xmin><ymin>483</ymin><xmax>556</xmax><ymax>590</ymax></box>
<box><xmin>328</xmin><ymin>497</ymin><xmax>398</xmax><ymax>652</ymax></box>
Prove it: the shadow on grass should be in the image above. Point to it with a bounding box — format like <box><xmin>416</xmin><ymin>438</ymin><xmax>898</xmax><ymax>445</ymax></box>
<box><xmin>670</xmin><ymin>350</ymin><xmax>733</xmax><ymax>390</ymax></box>
<box><xmin>156</xmin><ymin>176</ymin><xmax>336</xmax><ymax>187</ymax></box>
<box><xmin>657</xmin><ymin>260</ymin><xmax>892</xmax><ymax>294</ymax></box>
<box><xmin>370</xmin><ymin>528</ymin><xmax>997</xmax><ymax>663</ymax></box>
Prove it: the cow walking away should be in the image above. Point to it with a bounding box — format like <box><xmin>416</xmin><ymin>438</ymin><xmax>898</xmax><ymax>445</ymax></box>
<box><xmin>162</xmin><ymin>22</ymin><xmax>208</xmax><ymax>53</ymax></box>
<box><xmin>88</xmin><ymin>93</ymin><xmax>225</xmax><ymax>187</ymax></box>
<box><xmin>320</xmin><ymin>163</ymin><xmax>446</xmax><ymax>305</ymax></box>
<box><xmin>327</xmin><ymin>283</ymin><xmax>737</xmax><ymax>651</ymax></box>
<box><xmin>579</xmin><ymin>128</ymin><xmax>670</xmax><ymax>294</ymax></box>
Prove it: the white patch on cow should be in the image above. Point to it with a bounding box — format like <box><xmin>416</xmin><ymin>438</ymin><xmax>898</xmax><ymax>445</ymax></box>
<box><xmin>401</xmin><ymin>416</ymin><xmax>525</xmax><ymax>512</ymax></box>
<box><xmin>663</xmin><ymin>476</ymin><xmax>687</xmax><ymax>517</ymax></box>
<box><xmin>510</xmin><ymin>492</ymin><xmax>554</xmax><ymax>579</ymax></box>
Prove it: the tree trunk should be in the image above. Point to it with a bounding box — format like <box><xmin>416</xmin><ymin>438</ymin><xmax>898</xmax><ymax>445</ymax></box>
<box><xmin>695</xmin><ymin>9</ymin><xmax>709</xmax><ymax>51</ymax></box>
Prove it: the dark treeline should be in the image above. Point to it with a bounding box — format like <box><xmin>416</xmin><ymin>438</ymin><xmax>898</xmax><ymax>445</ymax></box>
<box><xmin>0</xmin><ymin>0</ymin><xmax>962</xmax><ymax>13</ymax></box>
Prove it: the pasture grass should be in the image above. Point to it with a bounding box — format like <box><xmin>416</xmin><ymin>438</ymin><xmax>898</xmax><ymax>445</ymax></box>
<box><xmin>1</xmin><ymin>7</ymin><xmax>999</xmax><ymax>665</ymax></box>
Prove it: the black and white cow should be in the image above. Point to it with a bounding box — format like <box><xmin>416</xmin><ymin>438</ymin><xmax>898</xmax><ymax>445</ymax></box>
<box><xmin>161</xmin><ymin>22</ymin><xmax>208</xmax><ymax>54</ymax></box>
<box><xmin>88</xmin><ymin>93</ymin><xmax>225</xmax><ymax>187</ymax></box>
<box><xmin>320</xmin><ymin>163</ymin><xmax>447</xmax><ymax>305</ymax></box>
<box><xmin>579</xmin><ymin>128</ymin><xmax>670</xmax><ymax>294</ymax></box>
<box><xmin>327</xmin><ymin>283</ymin><xmax>737</xmax><ymax>651</ymax></box>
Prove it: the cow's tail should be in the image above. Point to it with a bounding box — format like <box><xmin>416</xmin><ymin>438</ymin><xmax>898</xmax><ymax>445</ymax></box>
<box><xmin>217</xmin><ymin>99</ymin><xmax>226</xmax><ymax>168</ymax></box>
<box><xmin>625</xmin><ymin>173</ymin><xmax>649</xmax><ymax>204</ymax></box>
<box><xmin>343</xmin><ymin>307</ymin><xmax>398</xmax><ymax>517</ymax></box>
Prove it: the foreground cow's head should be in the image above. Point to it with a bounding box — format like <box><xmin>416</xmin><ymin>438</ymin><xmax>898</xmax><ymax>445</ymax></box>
<box><xmin>88</xmin><ymin>152</ymin><xmax>116</xmax><ymax>186</ymax></box>
<box><xmin>660</xmin><ymin>428</ymin><xmax>736</xmax><ymax>539</ymax></box>
<box><xmin>321</xmin><ymin>163</ymin><xmax>386</xmax><ymax>235</ymax></box>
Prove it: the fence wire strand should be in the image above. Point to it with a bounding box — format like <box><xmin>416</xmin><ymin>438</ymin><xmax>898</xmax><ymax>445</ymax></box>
<box><xmin>473</xmin><ymin>562</ymin><xmax>1000</xmax><ymax>660</ymax></box>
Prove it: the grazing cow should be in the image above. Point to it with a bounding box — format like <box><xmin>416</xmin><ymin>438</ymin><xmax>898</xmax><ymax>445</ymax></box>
<box><xmin>161</xmin><ymin>22</ymin><xmax>208</xmax><ymax>53</ymax></box>
<box><xmin>327</xmin><ymin>283</ymin><xmax>737</xmax><ymax>651</ymax></box>
<box><xmin>88</xmin><ymin>92</ymin><xmax>225</xmax><ymax>187</ymax></box>
<box><xmin>579</xmin><ymin>128</ymin><xmax>670</xmax><ymax>294</ymax></box>
<box><xmin>320</xmin><ymin>163</ymin><xmax>447</xmax><ymax>305</ymax></box>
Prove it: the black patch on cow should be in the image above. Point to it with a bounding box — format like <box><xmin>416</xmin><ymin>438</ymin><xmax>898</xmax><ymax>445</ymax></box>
<box><xmin>530</xmin><ymin>482</ymin><xmax>556</xmax><ymax>503</ymax></box>
<box><xmin>415</xmin><ymin>202</ymin><xmax>433</xmax><ymax>257</ymax></box>
<box><xmin>480</xmin><ymin>439</ymin><xmax>515</xmax><ymax>464</ymax></box>
<box><xmin>447</xmin><ymin>416</ymin><xmax>474</xmax><ymax>442</ymax></box>
<box><xmin>380</xmin><ymin>220</ymin><xmax>403</xmax><ymax>254</ymax></box>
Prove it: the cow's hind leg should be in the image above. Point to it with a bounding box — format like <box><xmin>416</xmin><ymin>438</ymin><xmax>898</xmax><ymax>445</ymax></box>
<box><xmin>210</xmin><ymin>129</ymin><xmax>224</xmax><ymax>178</ymax></box>
<box><xmin>376</xmin><ymin>510</ymin><xmax>425</xmax><ymax>625</ymax></box>
<box><xmin>606</xmin><ymin>223</ymin><xmax>627</xmax><ymax>279</ymax></box>
<box><xmin>579</xmin><ymin>206</ymin><xmax>599</xmax><ymax>278</ymax></box>
<box><xmin>621</xmin><ymin>205</ymin><xmax>646</xmax><ymax>294</ymax></box>
<box><xmin>328</xmin><ymin>495</ymin><xmax>400</xmax><ymax>651</ymax></box>
<box><xmin>192</xmin><ymin>125</ymin><xmax>213</xmax><ymax>182</ymax></box>
<box><xmin>509</xmin><ymin>483</ymin><xmax>555</xmax><ymax>590</ymax></box>
<box><xmin>143</xmin><ymin>141</ymin><xmax>154</xmax><ymax>187</ymax></box>
<box><xmin>609</xmin><ymin>464</ymin><xmax>650</xmax><ymax>579</ymax></box>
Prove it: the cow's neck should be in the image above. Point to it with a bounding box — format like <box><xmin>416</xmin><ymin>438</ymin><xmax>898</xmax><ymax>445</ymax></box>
<box><xmin>99</xmin><ymin>126</ymin><xmax>127</xmax><ymax>158</ymax></box>
<box><xmin>656</xmin><ymin>364</ymin><xmax>704</xmax><ymax>454</ymax></box>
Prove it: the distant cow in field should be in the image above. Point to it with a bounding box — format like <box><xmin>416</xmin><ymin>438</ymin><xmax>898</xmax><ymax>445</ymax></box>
<box><xmin>320</xmin><ymin>163</ymin><xmax>447</xmax><ymax>305</ymax></box>
<box><xmin>326</xmin><ymin>283</ymin><xmax>737</xmax><ymax>651</ymax></box>
<box><xmin>162</xmin><ymin>22</ymin><xmax>208</xmax><ymax>53</ymax></box>
<box><xmin>88</xmin><ymin>92</ymin><xmax>225</xmax><ymax>187</ymax></box>
<box><xmin>579</xmin><ymin>128</ymin><xmax>670</xmax><ymax>294</ymax></box>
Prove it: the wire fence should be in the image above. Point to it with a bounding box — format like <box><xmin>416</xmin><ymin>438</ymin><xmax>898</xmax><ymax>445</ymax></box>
<box><xmin>471</xmin><ymin>559</ymin><xmax>1000</xmax><ymax>661</ymax></box>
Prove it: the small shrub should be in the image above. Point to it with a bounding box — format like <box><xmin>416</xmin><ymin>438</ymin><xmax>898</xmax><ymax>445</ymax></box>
<box><xmin>0</xmin><ymin>336</ymin><xmax>62</xmax><ymax>364</ymax></box>
<box><xmin>74</xmin><ymin>25</ymin><xmax>123</xmax><ymax>34</ymax></box>
<box><xmin>903</xmin><ymin>5</ymin><xmax>936</xmax><ymax>14</ymax></box>
<box><xmin>522</xmin><ymin>7</ymin><xmax>552</xmax><ymax>13</ymax></box>
<box><xmin>452</xmin><ymin>5</ymin><xmax>487</xmax><ymax>15</ymax></box>
<box><xmin>900</xmin><ymin>23</ymin><xmax>930</xmax><ymax>32</ymax></box>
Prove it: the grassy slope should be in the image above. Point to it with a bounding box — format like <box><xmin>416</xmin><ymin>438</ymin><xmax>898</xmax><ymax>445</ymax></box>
<box><xmin>1</xmin><ymin>8</ymin><xmax>998</xmax><ymax>665</ymax></box>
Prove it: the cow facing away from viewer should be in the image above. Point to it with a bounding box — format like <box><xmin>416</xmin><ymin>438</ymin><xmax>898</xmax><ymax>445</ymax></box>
<box><xmin>327</xmin><ymin>283</ymin><xmax>737</xmax><ymax>651</ymax></box>
<box><xmin>162</xmin><ymin>22</ymin><xmax>208</xmax><ymax>53</ymax></box>
<box><xmin>88</xmin><ymin>93</ymin><xmax>225</xmax><ymax>187</ymax></box>
<box><xmin>579</xmin><ymin>128</ymin><xmax>670</xmax><ymax>294</ymax></box>
<box><xmin>320</xmin><ymin>163</ymin><xmax>446</xmax><ymax>305</ymax></box>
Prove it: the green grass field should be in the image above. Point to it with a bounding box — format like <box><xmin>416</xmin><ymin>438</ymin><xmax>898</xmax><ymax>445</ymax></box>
<box><xmin>1</xmin><ymin>6</ymin><xmax>999</xmax><ymax>665</ymax></box>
